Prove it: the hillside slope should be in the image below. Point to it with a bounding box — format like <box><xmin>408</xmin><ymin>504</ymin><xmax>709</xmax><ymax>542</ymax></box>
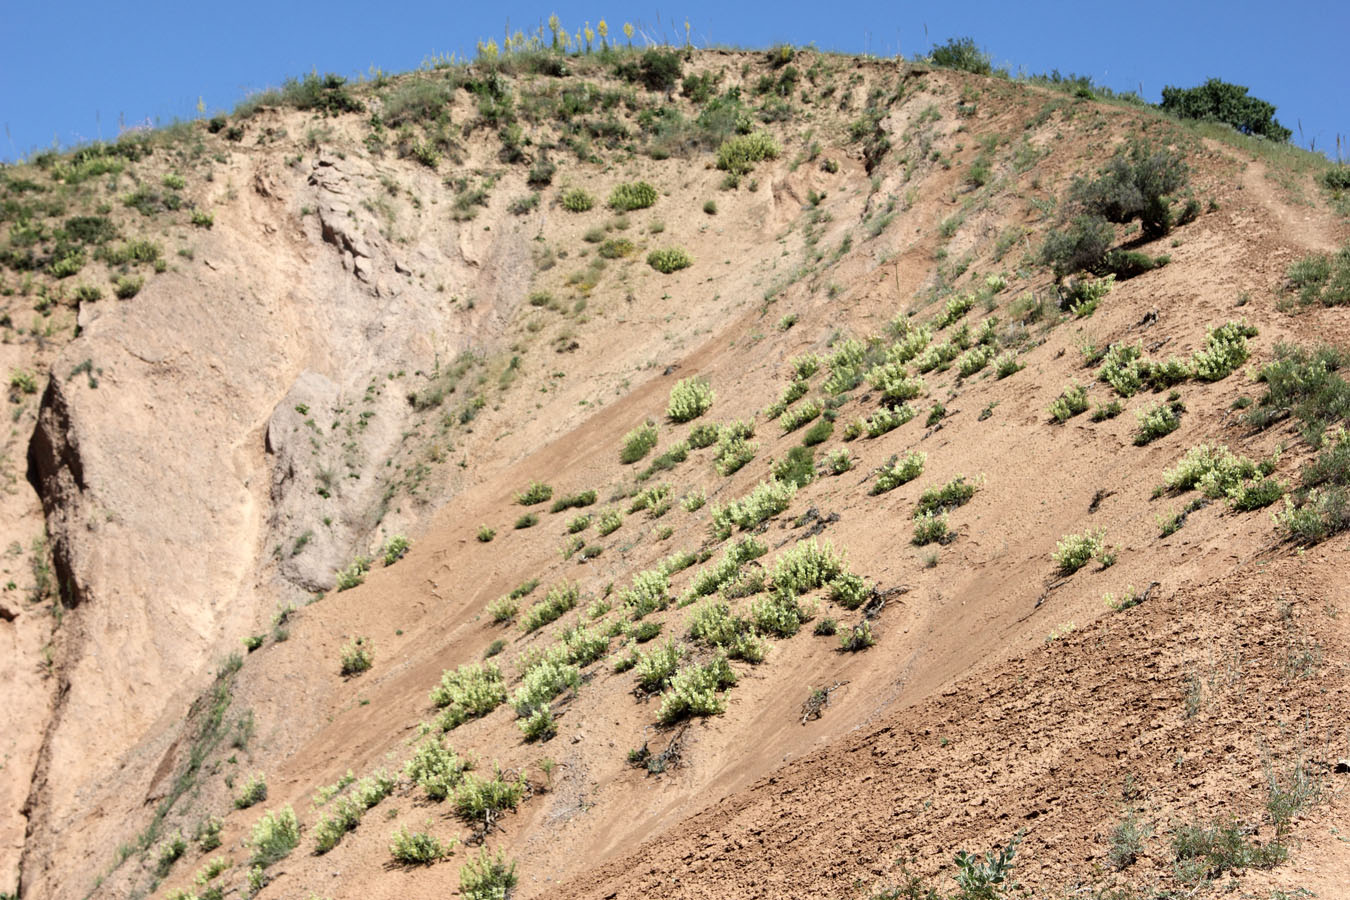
<box><xmin>2</xmin><ymin>46</ymin><xmax>1348</xmax><ymax>900</ymax></box>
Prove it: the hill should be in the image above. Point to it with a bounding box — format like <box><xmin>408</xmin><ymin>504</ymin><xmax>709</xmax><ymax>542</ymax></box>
<box><xmin>1</xmin><ymin>42</ymin><xmax>1348</xmax><ymax>900</ymax></box>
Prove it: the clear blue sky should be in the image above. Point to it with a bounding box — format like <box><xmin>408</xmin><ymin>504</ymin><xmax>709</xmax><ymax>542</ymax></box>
<box><xmin>2</xmin><ymin>0</ymin><xmax>1347</xmax><ymax>163</ymax></box>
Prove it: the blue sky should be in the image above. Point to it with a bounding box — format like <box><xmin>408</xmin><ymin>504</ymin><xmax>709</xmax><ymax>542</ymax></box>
<box><xmin>2</xmin><ymin>0</ymin><xmax>1347</xmax><ymax>162</ymax></box>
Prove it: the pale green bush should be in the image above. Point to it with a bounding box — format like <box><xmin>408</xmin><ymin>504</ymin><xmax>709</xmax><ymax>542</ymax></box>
<box><xmin>1049</xmin><ymin>382</ymin><xmax>1090</xmax><ymax>423</ymax></box>
<box><xmin>460</xmin><ymin>848</ymin><xmax>518</xmax><ymax>900</ymax></box>
<box><xmin>234</xmin><ymin>772</ymin><xmax>267</xmax><ymax>809</ymax></box>
<box><xmin>871</xmin><ymin>451</ymin><xmax>926</xmax><ymax>494</ymax></box>
<box><xmin>1053</xmin><ymin>529</ymin><xmax>1106</xmax><ymax>574</ymax></box>
<box><xmin>520</xmin><ymin>582</ymin><xmax>579</xmax><ymax>632</ymax></box>
<box><xmin>709</xmin><ymin>479</ymin><xmax>797</xmax><ymax>538</ymax></box>
<box><xmin>389</xmin><ymin>825</ymin><xmax>451</xmax><ymax>864</ymax></box>
<box><xmin>634</xmin><ymin>640</ymin><xmax>684</xmax><ymax>692</ymax></box>
<box><xmin>622</xmin><ymin>569</ymin><xmax>670</xmax><ymax>619</ymax></box>
<box><xmin>405</xmin><ymin>738</ymin><xmax>472</xmax><ymax>801</ymax></box>
<box><xmin>771</xmin><ymin>539</ymin><xmax>845</xmax><ymax>594</ymax></box>
<box><xmin>657</xmin><ymin>654</ymin><xmax>737</xmax><ymax>723</ymax></box>
<box><xmin>429</xmin><ymin>663</ymin><xmax>506</xmax><ymax>729</ymax></box>
<box><xmin>249</xmin><ymin>805</ymin><xmax>299</xmax><ymax>868</ymax></box>
<box><xmin>668</xmin><ymin>377</ymin><xmax>714</xmax><ymax>422</ymax></box>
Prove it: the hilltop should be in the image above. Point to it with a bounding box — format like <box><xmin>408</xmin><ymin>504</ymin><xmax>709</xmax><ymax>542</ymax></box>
<box><xmin>1</xmin><ymin>40</ymin><xmax>1349</xmax><ymax>900</ymax></box>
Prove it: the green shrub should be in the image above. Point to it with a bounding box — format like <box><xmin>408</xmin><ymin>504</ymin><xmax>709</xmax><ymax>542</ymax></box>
<box><xmin>714</xmin><ymin>430</ymin><xmax>758</xmax><ymax>476</ymax></box>
<box><xmin>113</xmin><ymin>274</ymin><xmax>144</xmax><ymax>299</ymax></box>
<box><xmin>1040</xmin><ymin>215</ymin><xmax>1115</xmax><ymax>279</ymax></box>
<box><xmin>911</xmin><ymin>511</ymin><xmax>950</xmax><ymax>546</ymax></box>
<box><xmin>313</xmin><ymin>798</ymin><xmax>362</xmax><ymax>854</ymax></box>
<box><xmin>514</xmin><ymin>512</ymin><xmax>538</xmax><ymax>529</ymax></box>
<box><xmin>487</xmin><ymin>596</ymin><xmax>517</xmax><ymax>623</ymax></box>
<box><xmin>381</xmin><ymin>534</ymin><xmax>410</xmax><ymax>566</ymax></box>
<box><xmin>1160</xmin><ymin>78</ymin><xmax>1292</xmax><ymax>141</ymax></box>
<box><xmin>709</xmin><ymin>479</ymin><xmax>797</xmax><ymax>538</ymax></box>
<box><xmin>780</xmin><ymin>399</ymin><xmax>823</xmax><ymax>432</ymax></box>
<box><xmin>1230</xmin><ymin>476</ymin><xmax>1284</xmax><ymax>511</ymax></box>
<box><xmin>802</xmin><ymin>418</ymin><xmax>834</xmax><ymax>446</ymax></box>
<box><xmin>657</xmin><ymin>654</ymin><xmax>737</xmax><ymax>723</ymax></box>
<box><xmin>389</xmin><ymin>825</ymin><xmax>450</xmax><ymax>864</ymax></box>
<box><xmin>1133</xmin><ymin>401</ymin><xmax>1184</xmax><ymax>445</ymax></box>
<box><xmin>598</xmin><ymin>237</ymin><xmax>635</xmax><ymax>258</ymax></box>
<box><xmin>914</xmin><ymin>476</ymin><xmax>980</xmax><ymax>518</ymax></box>
<box><xmin>826</xmin><ymin>572</ymin><xmax>869</xmax><ymax>610</ymax></box>
<box><xmin>668</xmin><ymin>377</ymin><xmax>714</xmax><ymax>422</ymax></box>
<box><xmin>1069</xmin><ymin>138</ymin><xmax>1189</xmax><ymax>238</ymax></box>
<box><xmin>567</xmin><ymin>514</ymin><xmax>591</xmax><ymax>533</ymax></box>
<box><xmin>621</xmin><ymin>569</ymin><xmax>670</xmax><ymax>619</ymax></box>
<box><xmin>1192</xmin><ymin>320</ymin><xmax>1257</xmax><ymax>380</ymax></box>
<box><xmin>454</xmin><ymin>772</ymin><xmax>526</xmax><ymax>821</ymax></box>
<box><xmin>430</xmin><ymin>663</ymin><xmax>506</xmax><ymax>729</ymax></box>
<box><xmin>1275</xmin><ymin>487</ymin><xmax>1350</xmax><ymax>544</ymax></box>
<box><xmin>1171</xmin><ymin>819</ymin><xmax>1285</xmax><ymax>883</ymax></box>
<box><xmin>750</xmin><ymin>591</ymin><xmax>810</xmax><ymax>638</ymax></box>
<box><xmin>865</xmin><ymin>364</ymin><xmax>925</xmax><ymax>403</ymax></box>
<box><xmin>956</xmin><ymin>345</ymin><xmax>994</xmax><ymax>378</ymax></box>
<box><xmin>1063</xmin><ymin>274</ymin><xmax>1115</xmax><ymax>317</ymax></box>
<box><xmin>476</xmin><ymin>525</ymin><xmax>496</xmax><ymax>542</ymax></box>
<box><xmin>716</xmin><ymin>132</ymin><xmax>781</xmax><ymax>175</ymax></box>
<box><xmin>1099</xmin><ymin>341</ymin><xmax>1147</xmax><ymax>397</ymax></box>
<box><xmin>1163</xmin><ymin>444</ymin><xmax>1270</xmax><ymax>497</ymax></box>
<box><xmin>826</xmin><ymin>448</ymin><xmax>853</xmax><ymax>474</ymax></box>
<box><xmin>1053</xmin><ymin>529</ymin><xmax>1105</xmax><ymax>575</ymax></box>
<box><xmin>863</xmin><ymin>405</ymin><xmax>916</xmax><ymax>438</ymax></box>
<box><xmin>872</xmin><ymin>451</ymin><xmax>926</xmax><ymax>495</ymax></box>
<box><xmin>508</xmin><ymin>193</ymin><xmax>540</xmax><ymax>215</ymax></box>
<box><xmin>648</xmin><ymin>247</ymin><xmax>693</xmax><ymax>273</ymax></box>
<box><xmin>1049</xmin><ymin>382</ymin><xmax>1090</xmax><ymax>423</ymax></box>
<box><xmin>1245</xmin><ymin>343</ymin><xmax>1350</xmax><ymax>446</ymax></box>
<box><xmin>460</xmin><ymin>848</ymin><xmax>518</xmax><ymax>900</ymax></box>
<box><xmin>634</xmin><ymin>640</ymin><xmax>684</xmax><ymax>692</ymax></box>
<box><xmin>404</xmin><ymin>738</ymin><xmax>472</xmax><ymax>801</ymax></box>
<box><xmin>520</xmin><ymin>582</ymin><xmax>580</xmax><ymax>632</ymax></box>
<box><xmin>792</xmin><ymin>353</ymin><xmax>822</xmax><ymax>378</ymax></box>
<box><xmin>334</xmin><ymin>555</ymin><xmax>371</xmax><ymax>591</ymax></box>
<box><xmin>596</xmin><ymin>507</ymin><xmax>624</xmax><ymax>535</ymax></box>
<box><xmin>838</xmin><ymin>620</ymin><xmax>875</xmax><ymax>652</ymax></box>
<box><xmin>515</xmin><ymin>481</ymin><xmax>553</xmax><ymax>505</ymax></box>
<box><xmin>928</xmin><ymin>37</ymin><xmax>991</xmax><ymax>74</ymax></box>
<box><xmin>340</xmin><ymin>636</ymin><xmax>373</xmax><ymax>676</ymax></box>
<box><xmin>770</xmin><ymin>538</ymin><xmax>846</xmax><ymax>596</ymax></box>
<box><xmin>560</xmin><ymin>188</ymin><xmax>594</xmax><ymax>212</ymax></box>
<box><xmin>518</xmin><ymin>706</ymin><xmax>557</xmax><ymax>741</ymax></box>
<box><xmin>688</xmin><ymin>422</ymin><xmax>720</xmax><ymax>448</ymax></box>
<box><xmin>550</xmin><ymin>489</ymin><xmax>597</xmax><ymax>513</ymax></box>
<box><xmin>234</xmin><ymin>771</ymin><xmax>267</xmax><ymax>809</ymax></box>
<box><xmin>621</xmin><ymin>421</ymin><xmax>659</xmax><ymax>463</ymax></box>
<box><xmin>609</xmin><ymin>181</ymin><xmax>658</xmax><ymax>211</ymax></box>
<box><xmin>249</xmin><ymin>806</ymin><xmax>300</xmax><ymax>868</ymax></box>
<box><xmin>1284</xmin><ymin>243</ymin><xmax>1350</xmax><ymax>307</ymax></box>
<box><xmin>155</xmin><ymin>833</ymin><xmax>187</xmax><ymax>877</ymax></box>
<box><xmin>513</xmin><ymin>653</ymin><xmax>580</xmax><ymax>719</ymax></box>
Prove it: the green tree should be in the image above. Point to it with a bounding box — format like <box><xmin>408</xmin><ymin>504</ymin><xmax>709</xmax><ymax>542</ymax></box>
<box><xmin>1160</xmin><ymin>78</ymin><xmax>1292</xmax><ymax>142</ymax></box>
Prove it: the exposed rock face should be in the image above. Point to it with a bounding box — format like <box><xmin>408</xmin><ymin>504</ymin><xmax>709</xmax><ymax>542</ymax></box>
<box><xmin>16</xmin><ymin>149</ymin><xmax>531</xmax><ymax>897</ymax></box>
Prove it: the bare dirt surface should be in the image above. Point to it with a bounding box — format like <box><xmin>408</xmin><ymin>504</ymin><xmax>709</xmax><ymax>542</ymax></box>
<box><xmin>1</xmin><ymin>48</ymin><xmax>1347</xmax><ymax>900</ymax></box>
